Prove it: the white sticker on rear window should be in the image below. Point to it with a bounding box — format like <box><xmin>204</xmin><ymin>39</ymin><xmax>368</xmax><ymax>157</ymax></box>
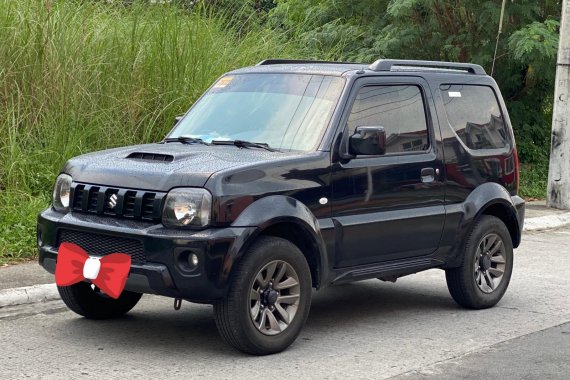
<box><xmin>448</xmin><ymin>91</ymin><xmax>462</xmax><ymax>97</ymax></box>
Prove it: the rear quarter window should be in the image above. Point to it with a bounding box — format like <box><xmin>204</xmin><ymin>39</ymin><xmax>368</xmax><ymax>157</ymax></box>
<box><xmin>440</xmin><ymin>85</ymin><xmax>510</xmax><ymax>150</ymax></box>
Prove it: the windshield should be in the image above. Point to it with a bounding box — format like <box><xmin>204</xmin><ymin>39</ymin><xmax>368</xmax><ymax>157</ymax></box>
<box><xmin>169</xmin><ymin>73</ymin><xmax>345</xmax><ymax>151</ymax></box>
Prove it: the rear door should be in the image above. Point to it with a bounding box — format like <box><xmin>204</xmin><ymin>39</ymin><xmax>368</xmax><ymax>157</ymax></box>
<box><xmin>330</xmin><ymin>76</ymin><xmax>446</xmax><ymax>267</ymax></box>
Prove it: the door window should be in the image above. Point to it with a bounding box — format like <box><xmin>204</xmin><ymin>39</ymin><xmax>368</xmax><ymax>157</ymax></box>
<box><xmin>347</xmin><ymin>85</ymin><xmax>430</xmax><ymax>154</ymax></box>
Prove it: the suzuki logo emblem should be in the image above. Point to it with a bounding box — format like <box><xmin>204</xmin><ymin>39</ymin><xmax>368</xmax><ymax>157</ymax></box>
<box><xmin>107</xmin><ymin>194</ymin><xmax>118</xmax><ymax>209</ymax></box>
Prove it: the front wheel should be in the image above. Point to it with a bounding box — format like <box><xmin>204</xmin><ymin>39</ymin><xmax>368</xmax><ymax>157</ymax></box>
<box><xmin>58</xmin><ymin>282</ymin><xmax>142</xmax><ymax>319</ymax></box>
<box><xmin>214</xmin><ymin>236</ymin><xmax>312</xmax><ymax>355</ymax></box>
<box><xmin>446</xmin><ymin>215</ymin><xmax>514</xmax><ymax>309</ymax></box>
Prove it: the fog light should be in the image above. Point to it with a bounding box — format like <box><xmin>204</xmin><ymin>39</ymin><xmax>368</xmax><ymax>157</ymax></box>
<box><xmin>189</xmin><ymin>253</ymin><xmax>199</xmax><ymax>268</ymax></box>
<box><xmin>176</xmin><ymin>250</ymin><xmax>200</xmax><ymax>273</ymax></box>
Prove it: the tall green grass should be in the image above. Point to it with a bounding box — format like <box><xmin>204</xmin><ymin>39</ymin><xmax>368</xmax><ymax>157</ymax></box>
<box><xmin>0</xmin><ymin>0</ymin><xmax>294</xmax><ymax>262</ymax></box>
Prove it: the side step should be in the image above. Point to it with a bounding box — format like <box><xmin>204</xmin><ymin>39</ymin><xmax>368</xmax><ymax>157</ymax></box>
<box><xmin>331</xmin><ymin>257</ymin><xmax>444</xmax><ymax>285</ymax></box>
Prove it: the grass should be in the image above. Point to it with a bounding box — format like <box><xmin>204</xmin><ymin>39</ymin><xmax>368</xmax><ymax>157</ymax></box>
<box><xmin>0</xmin><ymin>0</ymin><xmax>551</xmax><ymax>263</ymax></box>
<box><xmin>519</xmin><ymin>162</ymin><xmax>548</xmax><ymax>200</ymax></box>
<box><xmin>0</xmin><ymin>0</ymin><xmax>295</xmax><ymax>262</ymax></box>
<box><xmin>0</xmin><ymin>191</ymin><xmax>47</xmax><ymax>265</ymax></box>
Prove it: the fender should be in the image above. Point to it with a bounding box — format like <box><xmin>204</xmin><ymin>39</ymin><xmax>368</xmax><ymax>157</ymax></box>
<box><xmin>219</xmin><ymin>195</ymin><xmax>328</xmax><ymax>287</ymax></box>
<box><xmin>440</xmin><ymin>182</ymin><xmax>522</xmax><ymax>267</ymax></box>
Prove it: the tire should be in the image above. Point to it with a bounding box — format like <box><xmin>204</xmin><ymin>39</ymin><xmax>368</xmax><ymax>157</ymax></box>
<box><xmin>214</xmin><ymin>236</ymin><xmax>312</xmax><ymax>355</ymax></box>
<box><xmin>445</xmin><ymin>215</ymin><xmax>514</xmax><ymax>309</ymax></box>
<box><xmin>58</xmin><ymin>282</ymin><xmax>142</xmax><ymax>319</ymax></box>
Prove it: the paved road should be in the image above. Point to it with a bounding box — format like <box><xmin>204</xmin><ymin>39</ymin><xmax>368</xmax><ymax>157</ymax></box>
<box><xmin>1</xmin><ymin>227</ymin><xmax>569</xmax><ymax>379</ymax></box>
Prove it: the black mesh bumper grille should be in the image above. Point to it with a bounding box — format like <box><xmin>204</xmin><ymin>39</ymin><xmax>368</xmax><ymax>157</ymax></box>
<box><xmin>56</xmin><ymin>229</ymin><xmax>146</xmax><ymax>264</ymax></box>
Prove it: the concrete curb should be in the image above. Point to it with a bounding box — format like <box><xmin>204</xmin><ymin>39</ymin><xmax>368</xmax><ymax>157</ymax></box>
<box><xmin>523</xmin><ymin>212</ymin><xmax>570</xmax><ymax>232</ymax></box>
<box><xmin>0</xmin><ymin>212</ymin><xmax>568</xmax><ymax>309</ymax></box>
<box><xmin>0</xmin><ymin>283</ymin><xmax>59</xmax><ymax>308</ymax></box>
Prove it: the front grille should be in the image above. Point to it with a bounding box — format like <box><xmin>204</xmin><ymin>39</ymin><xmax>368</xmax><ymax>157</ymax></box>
<box><xmin>57</xmin><ymin>229</ymin><xmax>146</xmax><ymax>264</ymax></box>
<box><xmin>71</xmin><ymin>183</ymin><xmax>165</xmax><ymax>222</ymax></box>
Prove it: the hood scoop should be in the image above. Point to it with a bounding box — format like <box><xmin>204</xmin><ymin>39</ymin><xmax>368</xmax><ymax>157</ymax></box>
<box><xmin>126</xmin><ymin>152</ymin><xmax>174</xmax><ymax>163</ymax></box>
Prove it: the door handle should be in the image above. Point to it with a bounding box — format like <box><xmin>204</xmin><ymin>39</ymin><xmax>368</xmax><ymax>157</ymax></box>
<box><xmin>421</xmin><ymin>167</ymin><xmax>435</xmax><ymax>183</ymax></box>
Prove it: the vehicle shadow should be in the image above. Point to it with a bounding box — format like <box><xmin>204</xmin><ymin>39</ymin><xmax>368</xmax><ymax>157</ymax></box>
<box><xmin>59</xmin><ymin>279</ymin><xmax>458</xmax><ymax>357</ymax></box>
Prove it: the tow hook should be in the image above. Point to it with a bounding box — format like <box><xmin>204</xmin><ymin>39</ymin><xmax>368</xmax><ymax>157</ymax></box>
<box><xmin>174</xmin><ymin>298</ymin><xmax>182</xmax><ymax>310</ymax></box>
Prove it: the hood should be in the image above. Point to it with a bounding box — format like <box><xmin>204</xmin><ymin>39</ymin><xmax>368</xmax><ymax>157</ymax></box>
<box><xmin>63</xmin><ymin>142</ymin><xmax>297</xmax><ymax>191</ymax></box>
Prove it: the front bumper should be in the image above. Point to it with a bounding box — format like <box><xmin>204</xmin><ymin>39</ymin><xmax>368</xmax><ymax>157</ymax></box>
<box><xmin>37</xmin><ymin>209</ymin><xmax>256</xmax><ymax>303</ymax></box>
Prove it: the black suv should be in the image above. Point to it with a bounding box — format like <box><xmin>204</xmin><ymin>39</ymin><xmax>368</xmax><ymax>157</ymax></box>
<box><xmin>38</xmin><ymin>59</ymin><xmax>525</xmax><ymax>355</ymax></box>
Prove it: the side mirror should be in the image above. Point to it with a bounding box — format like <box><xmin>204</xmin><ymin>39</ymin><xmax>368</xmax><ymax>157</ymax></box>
<box><xmin>174</xmin><ymin>115</ymin><xmax>183</xmax><ymax>126</ymax></box>
<box><xmin>349</xmin><ymin>126</ymin><xmax>386</xmax><ymax>156</ymax></box>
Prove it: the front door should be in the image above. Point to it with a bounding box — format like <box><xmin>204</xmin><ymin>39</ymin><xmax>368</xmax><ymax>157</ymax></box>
<box><xmin>330</xmin><ymin>77</ymin><xmax>446</xmax><ymax>267</ymax></box>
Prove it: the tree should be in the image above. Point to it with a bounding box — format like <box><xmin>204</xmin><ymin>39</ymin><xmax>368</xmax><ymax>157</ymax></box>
<box><xmin>270</xmin><ymin>0</ymin><xmax>562</xmax><ymax>168</ymax></box>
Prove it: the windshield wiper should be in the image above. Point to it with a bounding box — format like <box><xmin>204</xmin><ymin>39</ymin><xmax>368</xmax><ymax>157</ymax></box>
<box><xmin>162</xmin><ymin>136</ymin><xmax>210</xmax><ymax>145</ymax></box>
<box><xmin>211</xmin><ymin>140</ymin><xmax>280</xmax><ymax>152</ymax></box>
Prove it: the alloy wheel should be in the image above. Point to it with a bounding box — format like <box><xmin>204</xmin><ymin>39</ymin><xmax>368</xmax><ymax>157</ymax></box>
<box><xmin>474</xmin><ymin>233</ymin><xmax>506</xmax><ymax>293</ymax></box>
<box><xmin>249</xmin><ymin>260</ymin><xmax>301</xmax><ymax>335</ymax></box>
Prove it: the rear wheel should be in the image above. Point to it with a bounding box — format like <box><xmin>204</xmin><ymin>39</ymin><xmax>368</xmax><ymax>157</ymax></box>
<box><xmin>446</xmin><ymin>215</ymin><xmax>513</xmax><ymax>309</ymax></box>
<box><xmin>58</xmin><ymin>282</ymin><xmax>142</xmax><ymax>319</ymax></box>
<box><xmin>214</xmin><ymin>236</ymin><xmax>312</xmax><ymax>355</ymax></box>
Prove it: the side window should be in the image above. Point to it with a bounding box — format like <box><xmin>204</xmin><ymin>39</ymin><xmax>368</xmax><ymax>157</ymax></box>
<box><xmin>347</xmin><ymin>85</ymin><xmax>429</xmax><ymax>154</ymax></box>
<box><xmin>440</xmin><ymin>84</ymin><xmax>510</xmax><ymax>150</ymax></box>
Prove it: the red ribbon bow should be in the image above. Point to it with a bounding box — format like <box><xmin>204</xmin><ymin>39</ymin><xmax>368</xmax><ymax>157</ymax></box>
<box><xmin>55</xmin><ymin>242</ymin><xmax>131</xmax><ymax>299</ymax></box>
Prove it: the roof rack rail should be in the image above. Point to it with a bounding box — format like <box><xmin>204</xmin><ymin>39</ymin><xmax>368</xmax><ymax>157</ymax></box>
<box><xmin>256</xmin><ymin>59</ymin><xmax>360</xmax><ymax>66</ymax></box>
<box><xmin>369</xmin><ymin>59</ymin><xmax>486</xmax><ymax>75</ymax></box>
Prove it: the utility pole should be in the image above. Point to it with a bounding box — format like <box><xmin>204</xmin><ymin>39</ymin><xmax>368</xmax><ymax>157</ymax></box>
<box><xmin>547</xmin><ymin>0</ymin><xmax>570</xmax><ymax>210</ymax></box>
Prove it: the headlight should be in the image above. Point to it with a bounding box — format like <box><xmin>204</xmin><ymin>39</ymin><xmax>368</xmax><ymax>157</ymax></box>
<box><xmin>162</xmin><ymin>188</ymin><xmax>212</xmax><ymax>228</ymax></box>
<box><xmin>52</xmin><ymin>174</ymin><xmax>72</xmax><ymax>212</ymax></box>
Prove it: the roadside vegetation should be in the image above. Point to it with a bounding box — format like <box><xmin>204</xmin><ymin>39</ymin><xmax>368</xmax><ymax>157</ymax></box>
<box><xmin>0</xmin><ymin>0</ymin><xmax>561</xmax><ymax>262</ymax></box>
<box><xmin>0</xmin><ymin>0</ymin><xmax>293</xmax><ymax>262</ymax></box>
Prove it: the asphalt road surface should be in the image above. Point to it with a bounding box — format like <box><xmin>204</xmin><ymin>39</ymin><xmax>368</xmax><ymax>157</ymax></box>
<box><xmin>1</xmin><ymin>227</ymin><xmax>569</xmax><ymax>379</ymax></box>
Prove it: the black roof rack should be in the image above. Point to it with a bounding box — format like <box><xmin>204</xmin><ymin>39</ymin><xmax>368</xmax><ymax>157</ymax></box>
<box><xmin>369</xmin><ymin>59</ymin><xmax>486</xmax><ymax>75</ymax></box>
<box><xmin>256</xmin><ymin>59</ymin><xmax>362</xmax><ymax>66</ymax></box>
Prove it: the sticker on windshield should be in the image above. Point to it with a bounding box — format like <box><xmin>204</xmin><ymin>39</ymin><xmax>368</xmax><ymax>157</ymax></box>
<box><xmin>448</xmin><ymin>91</ymin><xmax>462</xmax><ymax>97</ymax></box>
<box><xmin>214</xmin><ymin>76</ymin><xmax>234</xmax><ymax>88</ymax></box>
